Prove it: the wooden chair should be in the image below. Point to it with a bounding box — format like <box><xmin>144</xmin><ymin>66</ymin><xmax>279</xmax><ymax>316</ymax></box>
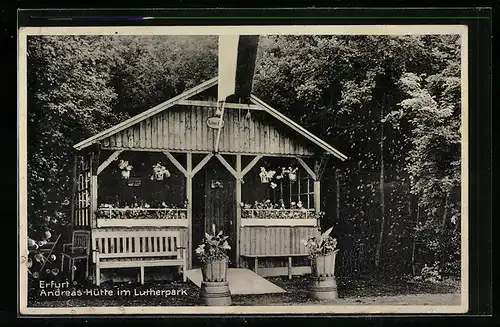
<box><xmin>61</xmin><ymin>230</ymin><xmax>91</xmax><ymax>282</ymax></box>
<box><xmin>37</xmin><ymin>234</ymin><xmax>61</xmax><ymax>273</ymax></box>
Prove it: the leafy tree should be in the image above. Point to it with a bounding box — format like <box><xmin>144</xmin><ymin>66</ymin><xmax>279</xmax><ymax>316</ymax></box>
<box><xmin>254</xmin><ymin>34</ymin><xmax>462</xmax><ymax>276</ymax></box>
<box><xmin>385</xmin><ymin>35</ymin><xmax>461</xmax><ymax>275</ymax></box>
<box><xmin>27</xmin><ymin>35</ymin><xmax>124</xmax><ymax>238</ymax></box>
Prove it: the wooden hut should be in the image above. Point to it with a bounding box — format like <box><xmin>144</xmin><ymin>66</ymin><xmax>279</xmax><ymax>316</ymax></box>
<box><xmin>71</xmin><ymin>36</ymin><xmax>348</xmax><ymax>284</ymax></box>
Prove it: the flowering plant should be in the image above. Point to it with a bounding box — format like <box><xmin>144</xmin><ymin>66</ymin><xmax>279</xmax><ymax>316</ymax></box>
<box><xmin>118</xmin><ymin>160</ymin><xmax>133</xmax><ymax>171</ymax></box>
<box><xmin>151</xmin><ymin>162</ymin><xmax>171</xmax><ymax>180</ymax></box>
<box><xmin>195</xmin><ymin>224</ymin><xmax>231</xmax><ymax>263</ymax></box>
<box><xmin>27</xmin><ymin>231</ymin><xmax>60</xmax><ymax>280</ymax></box>
<box><xmin>240</xmin><ymin>200</ymin><xmax>324</xmax><ymax>220</ymax></box>
<box><xmin>276</xmin><ymin>167</ymin><xmax>298</xmax><ymax>181</ymax></box>
<box><xmin>302</xmin><ymin>227</ymin><xmax>338</xmax><ymax>259</ymax></box>
<box><xmin>260</xmin><ymin>166</ymin><xmax>299</xmax><ymax>185</ymax></box>
<box><xmin>96</xmin><ymin>201</ymin><xmax>188</xmax><ymax>220</ymax></box>
<box><xmin>259</xmin><ymin>167</ymin><xmax>276</xmax><ymax>183</ymax></box>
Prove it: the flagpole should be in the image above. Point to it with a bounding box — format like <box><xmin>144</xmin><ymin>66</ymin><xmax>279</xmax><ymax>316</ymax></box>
<box><xmin>214</xmin><ymin>100</ymin><xmax>226</xmax><ymax>153</ymax></box>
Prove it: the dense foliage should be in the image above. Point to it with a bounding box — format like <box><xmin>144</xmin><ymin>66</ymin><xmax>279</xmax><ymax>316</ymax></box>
<box><xmin>26</xmin><ymin>34</ymin><xmax>461</xmax><ymax>279</ymax></box>
<box><xmin>253</xmin><ymin>35</ymin><xmax>461</xmax><ymax>277</ymax></box>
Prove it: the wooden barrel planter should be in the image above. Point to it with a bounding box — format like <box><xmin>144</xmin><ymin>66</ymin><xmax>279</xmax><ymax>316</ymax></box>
<box><xmin>199</xmin><ymin>257</ymin><xmax>231</xmax><ymax>306</ymax></box>
<box><xmin>200</xmin><ymin>281</ymin><xmax>231</xmax><ymax>306</ymax></box>
<box><xmin>308</xmin><ymin>276</ymin><xmax>338</xmax><ymax>300</ymax></box>
<box><xmin>308</xmin><ymin>250</ymin><xmax>339</xmax><ymax>301</ymax></box>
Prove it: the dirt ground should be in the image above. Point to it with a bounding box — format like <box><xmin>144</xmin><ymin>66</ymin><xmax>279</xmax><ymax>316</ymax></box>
<box><xmin>27</xmin><ymin>274</ymin><xmax>461</xmax><ymax>307</ymax></box>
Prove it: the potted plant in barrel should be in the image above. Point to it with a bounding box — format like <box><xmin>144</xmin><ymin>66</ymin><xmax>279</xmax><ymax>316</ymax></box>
<box><xmin>195</xmin><ymin>224</ymin><xmax>232</xmax><ymax>306</ymax></box>
<box><xmin>302</xmin><ymin>226</ymin><xmax>340</xmax><ymax>300</ymax></box>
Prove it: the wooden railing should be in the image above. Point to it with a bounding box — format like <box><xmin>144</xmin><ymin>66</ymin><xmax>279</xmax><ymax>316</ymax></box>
<box><xmin>95</xmin><ymin>208</ymin><xmax>188</xmax><ymax>228</ymax></box>
<box><xmin>241</xmin><ymin>209</ymin><xmax>317</xmax><ymax>227</ymax></box>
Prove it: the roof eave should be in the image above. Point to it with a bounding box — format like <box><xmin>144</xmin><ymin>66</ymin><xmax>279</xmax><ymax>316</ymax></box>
<box><xmin>250</xmin><ymin>95</ymin><xmax>348</xmax><ymax>161</ymax></box>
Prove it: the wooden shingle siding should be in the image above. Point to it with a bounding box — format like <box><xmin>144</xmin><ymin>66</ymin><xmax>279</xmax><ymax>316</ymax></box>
<box><xmin>101</xmin><ymin>106</ymin><xmax>317</xmax><ymax>155</ymax></box>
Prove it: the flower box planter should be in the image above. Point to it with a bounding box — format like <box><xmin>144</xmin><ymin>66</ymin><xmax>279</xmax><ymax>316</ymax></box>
<box><xmin>241</xmin><ymin>209</ymin><xmax>318</xmax><ymax>227</ymax></box>
<box><xmin>95</xmin><ymin>208</ymin><xmax>188</xmax><ymax>228</ymax></box>
<box><xmin>241</xmin><ymin>218</ymin><xmax>317</xmax><ymax>227</ymax></box>
<box><xmin>96</xmin><ymin>218</ymin><xmax>188</xmax><ymax>228</ymax></box>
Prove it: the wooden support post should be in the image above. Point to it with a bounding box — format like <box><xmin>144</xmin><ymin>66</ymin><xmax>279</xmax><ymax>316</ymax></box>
<box><xmin>296</xmin><ymin>157</ymin><xmax>317</xmax><ymax>180</ymax></box>
<box><xmin>241</xmin><ymin>155</ymin><xmax>263</xmax><ymax>177</ymax></box>
<box><xmin>314</xmin><ymin>181</ymin><xmax>321</xmax><ymax>213</ymax></box>
<box><xmin>70</xmin><ymin>154</ymin><xmax>78</xmax><ymax>230</ymax></box>
<box><xmin>164</xmin><ymin>151</ymin><xmax>188</xmax><ymax>177</ymax></box>
<box><xmin>336</xmin><ymin>169</ymin><xmax>340</xmax><ymax>224</ymax></box>
<box><xmin>192</xmin><ymin>153</ymin><xmax>213</xmax><ymax>177</ymax></box>
<box><xmin>89</xmin><ymin>151</ymin><xmax>98</xmax><ymax>229</ymax></box>
<box><xmin>186</xmin><ymin>153</ymin><xmax>193</xmax><ymax>269</ymax></box>
<box><xmin>314</xmin><ymin>155</ymin><xmax>329</xmax><ymax>181</ymax></box>
<box><xmin>215</xmin><ymin>153</ymin><xmax>238</xmax><ymax>178</ymax></box>
<box><xmin>96</xmin><ymin>150</ymin><xmax>122</xmax><ymax>175</ymax></box>
<box><xmin>312</xmin><ymin>156</ymin><xmax>325</xmax><ymax>230</ymax></box>
<box><xmin>235</xmin><ymin>154</ymin><xmax>242</xmax><ymax>267</ymax></box>
<box><xmin>90</xmin><ymin>175</ymin><xmax>98</xmax><ymax>229</ymax></box>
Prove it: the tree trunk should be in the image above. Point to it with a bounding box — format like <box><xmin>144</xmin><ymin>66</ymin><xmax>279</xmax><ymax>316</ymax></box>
<box><xmin>374</xmin><ymin>109</ymin><xmax>385</xmax><ymax>268</ymax></box>
<box><xmin>335</xmin><ymin>169</ymin><xmax>340</xmax><ymax>222</ymax></box>
<box><xmin>439</xmin><ymin>191</ymin><xmax>450</xmax><ymax>274</ymax></box>
<box><xmin>411</xmin><ymin>203</ymin><xmax>420</xmax><ymax>276</ymax></box>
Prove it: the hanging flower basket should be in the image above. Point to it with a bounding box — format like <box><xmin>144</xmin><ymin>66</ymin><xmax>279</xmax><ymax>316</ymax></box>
<box><xmin>288</xmin><ymin>167</ymin><xmax>298</xmax><ymax>182</ymax></box>
<box><xmin>259</xmin><ymin>167</ymin><xmax>276</xmax><ymax>184</ymax></box>
<box><xmin>121</xmin><ymin>170</ymin><xmax>131</xmax><ymax>179</ymax></box>
<box><xmin>151</xmin><ymin>162</ymin><xmax>171</xmax><ymax>181</ymax></box>
<box><xmin>118</xmin><ymin>160</ymin><xmax>133</xmax><ymax>180</ymax></box>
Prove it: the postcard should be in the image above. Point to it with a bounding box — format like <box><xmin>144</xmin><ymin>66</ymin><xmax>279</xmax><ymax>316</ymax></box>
<box><xmin>18</xmin><ymin>23</ymin><xmax>469</xmax><ymax>315</ymax></box>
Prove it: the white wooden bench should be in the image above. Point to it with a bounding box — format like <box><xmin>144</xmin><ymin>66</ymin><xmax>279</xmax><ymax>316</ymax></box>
<box><xmin>92</xmin><ymin>229</ymin><xmax>187</xmax><ymax>286</ymax></box>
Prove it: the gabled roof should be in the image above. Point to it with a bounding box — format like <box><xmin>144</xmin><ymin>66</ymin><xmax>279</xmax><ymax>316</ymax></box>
<box><xmin>73</xmin><ymin>77</ymin><xmax>218</xmax><ymax>151</ymax></box>
<box><xmin>74</xmin><ymin>77</ymin><xmax>348</xmax><ymax>161</ymax></box>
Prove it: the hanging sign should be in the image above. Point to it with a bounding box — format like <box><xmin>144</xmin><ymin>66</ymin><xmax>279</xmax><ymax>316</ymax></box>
<box><xmin>206</xmin><ymin>116</ymin><xmax>224</xmax><ymax>129</ymax></box>
<box><xmin>127</xmin><ymin>177</ymin><xmax>142</xmax><ymax>187</ymax></box>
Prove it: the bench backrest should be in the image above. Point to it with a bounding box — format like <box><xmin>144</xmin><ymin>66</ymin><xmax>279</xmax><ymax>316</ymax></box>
<box><xmin>92</xmin><ymin>230</ymin><xmax>182</xmax><ymax>261</ymax></box>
